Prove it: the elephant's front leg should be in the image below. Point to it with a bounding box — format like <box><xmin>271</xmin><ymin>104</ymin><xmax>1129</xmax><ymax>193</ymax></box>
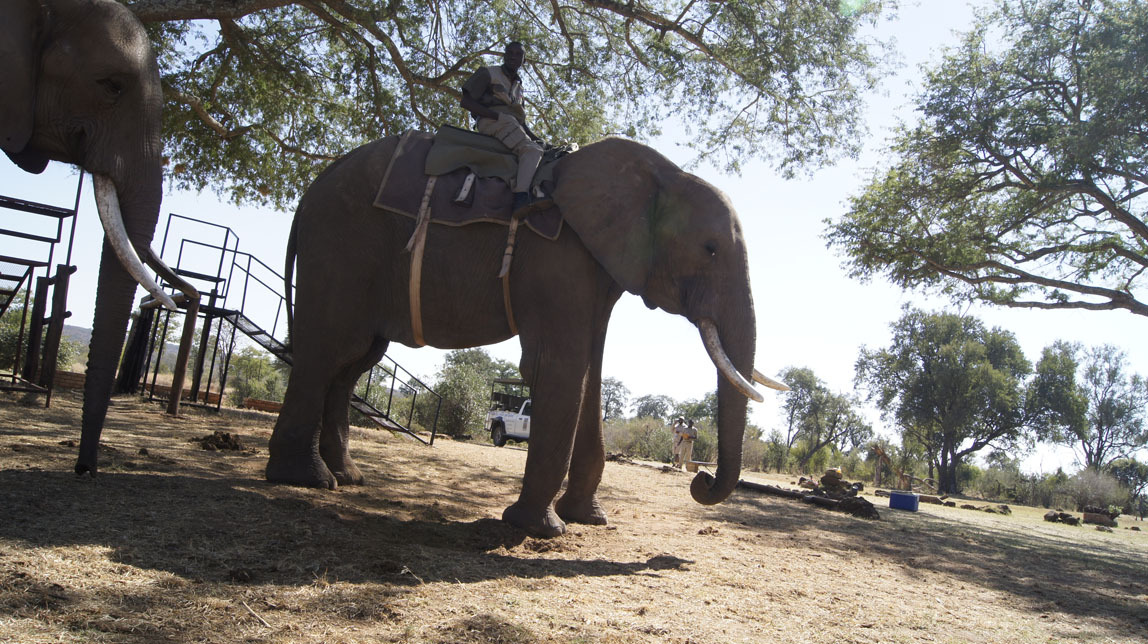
<box><xmin>555</xmin><ymin>332</ymin><xmax>610</xmax><ymax>526</ymax></box>
<box><xmin>502</xmin><ymin>354</ymin><xmax>588</xmax><ymax>537</ymax></box>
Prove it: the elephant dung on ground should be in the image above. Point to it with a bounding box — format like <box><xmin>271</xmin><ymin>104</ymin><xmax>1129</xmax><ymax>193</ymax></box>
<box><xmin>268</xmin><ymin>133</ymin><xmax>785</xmax><ymax>537</ymax></box>
<box><xmin>1</xmin><ymin>0</ymin><xmax>190</xmax><ymax>473</ymax></box>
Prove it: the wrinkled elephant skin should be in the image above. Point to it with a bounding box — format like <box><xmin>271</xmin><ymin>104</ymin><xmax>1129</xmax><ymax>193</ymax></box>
<box><xmin>269</xmin><ymin>135</ymin><xmax>760</xmax><ymax>537</ymax></box>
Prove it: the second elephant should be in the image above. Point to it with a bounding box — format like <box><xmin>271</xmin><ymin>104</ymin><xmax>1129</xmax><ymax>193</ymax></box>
<box><xmin>268</xmin><ymin>133</ymin><xmax>778</xmax><ymax>537</ymax></box>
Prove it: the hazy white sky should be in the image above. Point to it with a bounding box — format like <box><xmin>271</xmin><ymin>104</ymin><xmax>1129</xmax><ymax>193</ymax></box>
<box><xmin>2</xmin><ymin>0</ymin><xmax>1144</xmax><ymax>474</ymax></box>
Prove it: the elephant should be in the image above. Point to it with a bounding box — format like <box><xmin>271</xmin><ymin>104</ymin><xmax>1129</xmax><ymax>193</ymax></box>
<box><xmin>1</xmin><ymin>0</ymin><xmax>189</xmax><ymax>474</ymax></box>
<box><xmin>268</xmin><ymin>132</ymin><xmax>786</xmax><ymax>537</ymax></box>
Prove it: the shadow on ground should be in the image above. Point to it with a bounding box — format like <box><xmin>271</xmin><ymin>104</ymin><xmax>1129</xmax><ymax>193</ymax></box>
<box><xmin>707</xmin><ymin>485</ymin><xmax>1148</xmax><ymax>632</ymax></box>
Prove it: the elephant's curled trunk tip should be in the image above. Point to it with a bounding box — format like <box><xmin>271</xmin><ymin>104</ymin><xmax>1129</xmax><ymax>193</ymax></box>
<box><xmin>690</xmin><ymin>470</ymin><xmax>735</xmax><ymax>505</ymax></box>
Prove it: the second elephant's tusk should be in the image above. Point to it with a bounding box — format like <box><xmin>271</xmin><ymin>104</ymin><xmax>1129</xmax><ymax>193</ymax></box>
<box><xmin>698</xmin><ymin>319</ymin><xmax>763</xmax><ymax>403</ymax></box>
<box><xmin>753</xmin><ymin>369</ymin><xmax>790</xmax><ymax>391</ymax></box>
<box><xmin>93</xmin><ymin>174</ymin><xmax>177</xmax><ymax>311</ymax></box>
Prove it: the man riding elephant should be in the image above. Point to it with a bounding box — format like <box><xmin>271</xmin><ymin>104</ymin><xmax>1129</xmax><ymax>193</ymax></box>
<box><xmin>460</xmin><ymin>41</ymin><xmax>551</xmax><ymax>216</ymax></box>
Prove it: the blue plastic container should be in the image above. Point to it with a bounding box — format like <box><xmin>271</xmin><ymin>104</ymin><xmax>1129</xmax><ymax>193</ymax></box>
<box><xmin>889</xmin><ymin>491</ymin><xmax>920</xmax><ymax>512</ymax></box>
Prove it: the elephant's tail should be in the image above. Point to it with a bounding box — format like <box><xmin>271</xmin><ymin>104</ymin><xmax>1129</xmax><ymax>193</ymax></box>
<box><xmin>283</xmin><ymin>212</ymin><xmax>299</xmax><ymax>352</ymax></box>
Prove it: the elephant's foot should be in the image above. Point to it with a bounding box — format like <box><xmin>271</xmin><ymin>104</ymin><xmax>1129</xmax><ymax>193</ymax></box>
<box><xmin>266</xmin><ymin>452</ymin><xmax>338</xmax><ymax>490</ymax></box>
<box><xmin>502</xmin><ymin>501</ymin><xmax>567</xmax><ymax>538</ymax></box>
<box><xmin>555</xmin><ymin>494</ymin><xmax>608</xmax><ymax>526</ymax></box>
<box><xmin>324</xmin><ymin>453</ymin><xmax>365</xmax><ymax>487</ymax></box>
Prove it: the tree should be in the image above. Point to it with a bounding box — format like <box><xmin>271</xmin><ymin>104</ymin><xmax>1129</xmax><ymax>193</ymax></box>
<box><xmin>778</xmin><ymin>366</ymin><xmax>872</xmax><ymax>473</ymax></box>
<box><xmin>855</xmin><ymin>307</ymin><xmax>1035</xmax><ymax>494</ymax></box>
<box><xmin>673</xmin><ymin>391</ymin><xmax>717</xmax><ymax>424</ymax></box>
<box><xmin>1107</xmin><ymin>458</ymin><xmax>1148</xmax><ymax>509</ymax></box>
<box><xmin>433</xmin><ymin>348</ymin><xmax>518</xmax><ymax>437</ymax></box>
<box><xmin>121</xmin><ymin>0</ymin><xmax>891</xmax><ymax>208</ymax></box>
<box><xmin>632</xmin><ymin>394</ymin><xmax>674</xmax><ymax>421</ymax></box>
<box><xmin>827</xmin><ymin>0</ymin><xmax>1148</xmax><ymax>318</ymax></box>
<box><xmin>600</xmin><ymin>377</ymin><xmax>628</xmax><ymax>421</ymax></box>
<box><xmin>442</xmin><ymin>347</ymin><xmax>519</xmax><ymax>381</ymax></box>
<box><xmin>1032</xmin><ymin>343</ymin><xmax>1147</xmax><ymax>470</ymax></box>
<box><xmin>228</xmin><ymin>345</ymin><xmax>285</xmax><ymax>404</ymax></box>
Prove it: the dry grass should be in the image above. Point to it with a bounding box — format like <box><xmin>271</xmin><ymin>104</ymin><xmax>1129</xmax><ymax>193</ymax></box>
<box><xmin>2</xmin><ymin>391</ymin><xmax>1147</xmax><ymax>644</ymax></box>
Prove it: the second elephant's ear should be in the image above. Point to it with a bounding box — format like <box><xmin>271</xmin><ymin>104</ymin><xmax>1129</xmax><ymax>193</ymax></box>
<box><xmin>0</xmin><ymin>0</ymin><xmax>43</xmax><ymax>155</ymax></box>
<box><xmin>551</xmin><ymin>138</ymin><xmax>669</xmax><ymax>296</ymax></box>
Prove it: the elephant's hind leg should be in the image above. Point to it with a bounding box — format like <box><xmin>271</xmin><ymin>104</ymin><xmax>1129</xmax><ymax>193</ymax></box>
<box><xmin>267</xmin><ymin>368</ymin><xmax>338</xmax><ymax>490</ymax></box>
<box><xmin>318</xmin><ymin>336</ymin><xmax>389</xmax><ymax>486</ymax></box>
<box><xmin>266</xmin><ymin>323</ymin><xmax>362</xmax><ymax>489</ymax></box>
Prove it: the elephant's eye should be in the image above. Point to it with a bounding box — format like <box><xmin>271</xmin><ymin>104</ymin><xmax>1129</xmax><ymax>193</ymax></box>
<box><xmin>704</xmin><ymin>242</ymin><xmax>718</xmax><ymax>258</ymax></box>
<box><xmin>97</xmin><ymin>78</ymin><xmax>124</xmax><ymax>98</ymax></box>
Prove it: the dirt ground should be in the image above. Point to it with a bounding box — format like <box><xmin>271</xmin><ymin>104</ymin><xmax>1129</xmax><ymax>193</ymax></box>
<box><xmin>2</xmin><ymin>391</ymin><xmax>1147</xmax><ymax>644</ymax></box>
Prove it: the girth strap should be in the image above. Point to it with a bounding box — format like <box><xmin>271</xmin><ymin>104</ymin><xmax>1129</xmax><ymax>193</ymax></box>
<box><xmin>499</xmin><ymin>214</ymin><xmax>522</xmax><ymax>335</ymax></box>
<box><xmin>403</xmin><ymin>174</ymin><xmax>520</xmax><ymax>343</ymax></box>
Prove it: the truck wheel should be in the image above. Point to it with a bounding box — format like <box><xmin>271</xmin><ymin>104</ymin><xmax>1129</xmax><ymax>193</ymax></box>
<box><xmin>491</xmin><ymin>423</ymin><xmax>507</xmax><ymax>447</ymax></box>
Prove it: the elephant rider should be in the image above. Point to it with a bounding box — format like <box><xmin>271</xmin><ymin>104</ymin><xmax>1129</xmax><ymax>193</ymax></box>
<box><xmin>460</xmin><ymin>41</ymin><xmax>551</xmax><ymax>217</ymax></box>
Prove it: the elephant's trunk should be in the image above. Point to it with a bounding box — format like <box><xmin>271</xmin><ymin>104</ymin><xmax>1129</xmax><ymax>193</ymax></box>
<box><xmin>690</xmin><ymin>314</ymin><xmax>755</xmax><ymax>505</ymax></box>
<box><xmin>76</xmin><ymin>166</ymin><xmax>164</xmax><ymax>475</ymax></box>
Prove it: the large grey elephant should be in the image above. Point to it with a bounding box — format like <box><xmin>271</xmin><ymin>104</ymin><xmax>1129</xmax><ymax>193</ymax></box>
<box><xmin>1</xmin><ymin>0</ymin><xmax>186</xmax><ymax>474</ymax></box>
<box><xmin>269</xmin><ymin>133</ymin><xmax>784</xmax><ymax>537</ymax></box>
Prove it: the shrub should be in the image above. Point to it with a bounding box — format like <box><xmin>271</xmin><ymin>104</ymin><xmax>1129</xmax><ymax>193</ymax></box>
<box><xmin>604</xmin><ymin>418</ymin><xmax>674</xmax><ymax>462</ymax></box>
<box><xmin>742</xmin><ymin>434</ymin><xmax>768</xmax><ymax>472</ymax></box>
<box><xmin>228</xmin><ymin>346</ymin><xmax>285</xmax><ymax>405</ymax></box>
<box><xmin>1066</xmin><ymin>469</ymin><xmax>1129</xmax><ymax>513</ymax></box>
<box><xmin>790</xmin><ymin>439</ymin><xmax>831</xmax><ymax>475</ymax></box>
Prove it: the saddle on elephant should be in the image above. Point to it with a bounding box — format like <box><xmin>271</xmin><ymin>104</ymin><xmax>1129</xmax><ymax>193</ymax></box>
<box><xmin>371</xmin><ymin>126</ymin><xmax>571</xmax><ymax>345</ymax></box>
<box><xmin>372</xmin><ymin>126</ymin><xmax>567</xmax><ymax>241</ymax></box>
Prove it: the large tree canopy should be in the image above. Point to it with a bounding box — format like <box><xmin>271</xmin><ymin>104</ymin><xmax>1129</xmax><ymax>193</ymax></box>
<box><xmin>124</xmin><ymin>0</ymin><xmax>892</xmax><ymax>208</ymax></box>
<box><xmin>826</xmin><ymin>0</ymin><xmax>1148</xmax><ymax>317</ymax></box>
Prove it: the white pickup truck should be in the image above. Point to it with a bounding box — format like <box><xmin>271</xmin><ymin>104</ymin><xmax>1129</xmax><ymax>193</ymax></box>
<box><xmin>487</xmin><ymin>399</ymin><xmax>531</xmax><ymax>446</ymax></box>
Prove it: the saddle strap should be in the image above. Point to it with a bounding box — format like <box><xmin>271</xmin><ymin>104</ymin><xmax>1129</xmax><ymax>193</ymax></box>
<box><xmin>406</xmin><ymin>175</ymin><xmax>437</xmax><ymax>347</ymax></box>
<box><xmin>502</xmin><ymin>271</ymin><xmax>518</xmax><ymax>337</ymax></box>
<box><xmin>499</xmin><ymin>215</ymin><xmax>521</xmax><ymax>336</ymax></box>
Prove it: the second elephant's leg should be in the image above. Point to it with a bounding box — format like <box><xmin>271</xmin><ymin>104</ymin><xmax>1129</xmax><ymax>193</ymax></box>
<box><xmin>267</xmin><ymin>361</ymin><xmax>338</xmax><ymax>489</ymax></box>
<box><xmin>318</xmin><ymin>337</ymin><xmax>389</xmax><ymax>486</ymax></box>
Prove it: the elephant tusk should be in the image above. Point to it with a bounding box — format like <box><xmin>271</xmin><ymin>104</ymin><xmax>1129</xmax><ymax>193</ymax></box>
<box><xmin>93</xmin><ymin>174</ymin><xmax>177</xmax><ymax>311</ymax></box>
<box><xmin>753</xmin><ymin>369</ymin><xmax>790</xmax><ymax>391</ymax></box>
<box><xmin>698</xmin><ymin>319</ymin><xmax>763</xmax><ymax>403</ymax></box>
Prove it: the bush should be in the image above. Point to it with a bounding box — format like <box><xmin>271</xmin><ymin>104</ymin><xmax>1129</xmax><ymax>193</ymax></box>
<box><xmin>0</xmin><ymin>293</ymin><xmax>83</xmax><ymax>373</ymax></box>
<box><xmin>604</xmin><ymin>418</ymin><xmax>674</xmax><ymax>462</ymax></box>
<box><xmin>1066</xmin><ymin>469</ymin><xmax>1129</xmax><ymax>513</ymax></box>
<box><xmin>742</xmin><ymin>434</ymin><xmax>768</xmax><ymax>472</ymax></box>
<box><xmin>837</xmin><ymin>448</ymin><xmax>868</xmax><ymax>481</ymax></box>
<box><xmin>761</xmin><ymin>430</ymin><xmax>790</xmax><ymax>473</ymax></box>
<box><xmin>790</xmin><ymin>439</ymin><xmax>830</xmax><ymax>475</ymax></box>
<box><xmin>228</xmin><ymin>346</ymin><xmax>285</xmax><ymax>405</ymax></box>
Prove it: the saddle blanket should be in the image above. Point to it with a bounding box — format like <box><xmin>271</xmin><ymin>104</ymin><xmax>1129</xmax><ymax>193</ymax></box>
<box><xmin>372</xmin><ymin>128</ymin><xmax>563</xmax><ymax>240</ymax></box>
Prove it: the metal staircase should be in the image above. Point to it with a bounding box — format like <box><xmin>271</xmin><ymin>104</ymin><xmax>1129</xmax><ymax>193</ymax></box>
<box><xmin>132</xmin><ymin>214</ymin><xmax>441</xmax><ymax>444</ymax></box>
<box><xmin>0</xmin><ymin>177</ymin><xmax>81</xmax><ymax>401</ymax></box>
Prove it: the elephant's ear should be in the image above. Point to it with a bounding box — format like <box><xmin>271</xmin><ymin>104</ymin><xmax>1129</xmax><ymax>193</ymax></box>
<box><xmin>551</xmin><ymin>138</ymin><xmax>667</xmax><ymax>295</ymax></box>
<box><xmin>0</xmin><ymin>0</ymin><xmax>43</xmax><ymax>155</ymax></box>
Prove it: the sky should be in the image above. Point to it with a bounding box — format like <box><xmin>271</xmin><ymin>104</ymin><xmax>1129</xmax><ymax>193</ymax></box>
<box><xmin>2</xmin><ymin>0</ymin><xmax>1144</xmax><ymax>475</ymax></box>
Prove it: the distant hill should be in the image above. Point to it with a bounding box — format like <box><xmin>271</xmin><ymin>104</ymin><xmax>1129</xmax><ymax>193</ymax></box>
<box><xmin>63</xmin><ymin>324</ymin><xmax>90</xmax><ymax>349</ymax></box>
<box><xmin>62</xmin><ymin>324</ymin><xmax>178</xmax><ymax>366</ymax></box>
